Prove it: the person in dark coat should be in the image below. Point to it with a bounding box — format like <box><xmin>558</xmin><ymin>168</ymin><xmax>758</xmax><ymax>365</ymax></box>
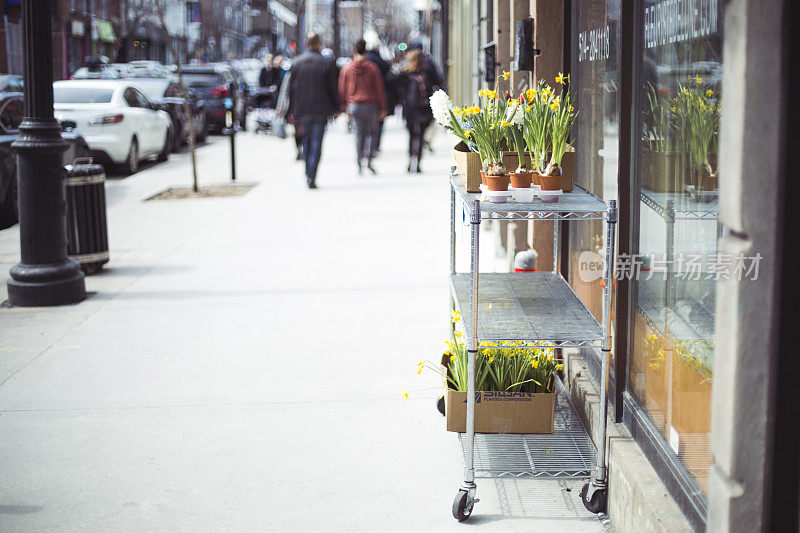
<box><xmin>409</xmin><ymin>42</ymin><xmax>445</xmax><ymax>92</ymax></box>
<box><xmin>365</xmin><ymin>48</ymin><xmax>392</xmax><ymax>156</ymax></box>
<box><xmin>288</xmin><ymin>32</ymin><xmax>341</xmax><ymax>189</ymax></box>
<box><xmin>400</xmin><ymin>50</ymin><xmax>435</xmax><ymax>173</ymax></box>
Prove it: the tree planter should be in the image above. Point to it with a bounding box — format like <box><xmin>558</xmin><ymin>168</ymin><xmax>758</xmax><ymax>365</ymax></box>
<box><xmin>445</xmin><ymin>389</ymin><xmax>556</xmax><ymax>433</ymax></box>
<box><xmin>509</xmin><ymin>171</ymin><xmax>532</xmax><ymax>188</ymax></box>
<box><xmin>485</xmin><ymin>174</ymin><xmax>510</xmax><ymax>191</ymax></box>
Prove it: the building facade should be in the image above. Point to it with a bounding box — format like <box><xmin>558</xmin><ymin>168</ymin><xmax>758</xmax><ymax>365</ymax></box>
<box><xmin>440</xmin><ymin>0</ymin><xmax>795</xmax><ymax>530</ymax></box>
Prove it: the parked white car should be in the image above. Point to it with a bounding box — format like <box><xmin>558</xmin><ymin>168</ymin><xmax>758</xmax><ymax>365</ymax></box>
<box><xmin>53</xmin><ymin>80</ymin><xmax>172</xmax><ymax>174</ymax></box>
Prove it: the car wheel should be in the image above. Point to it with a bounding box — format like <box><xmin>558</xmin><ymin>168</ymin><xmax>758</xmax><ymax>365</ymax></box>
<box><xmin>157</xmin><ymin>129</ymin><xmax>171</xmax><ymax>162</ymax></box>
<box><xmin>0</xmin><ymin>173</ymin><xmax>19</xmax><ymax>229</ymax></box>
<box><xmin>120</xmin><ymin>137</ymin><xmax>139</xmax><ymax>175</ymax></box>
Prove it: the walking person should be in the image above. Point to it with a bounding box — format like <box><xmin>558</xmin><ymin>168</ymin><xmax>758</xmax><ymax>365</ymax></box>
<box><xmin>365</xmin><ymin>45</ymin><xmax>392</xmax><ymax>157</ymax></box>
<box><xmin>400</xmin><ymin>49</ymin><xmax>435</xmax><ymax>173</ymax></box>
<box><xmin>338</xmin><ymin>38</ymin><xmax>387</xmax><ymax>175</ymax></box>
<box><xmin>288</xmin><ymin>32</ymin><xmax>340</xmax><ymax>189</ymax></box>
<box><xmin>275</xmin><ymin>71</ymin><xmax>304</xmax><ymax>161</ymax></box>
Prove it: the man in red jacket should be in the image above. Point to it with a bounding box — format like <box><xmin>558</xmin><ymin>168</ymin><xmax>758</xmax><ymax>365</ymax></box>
<box><xmin>339</xmin><ymin>38</ymin><xmax>387</xmax><ymax>175</ymax></box>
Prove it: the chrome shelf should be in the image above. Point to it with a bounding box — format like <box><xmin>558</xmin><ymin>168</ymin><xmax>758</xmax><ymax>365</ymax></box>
<box><xmin>450</xmin><ymin>272</ymin><xmax>604</xmax><ymax>347</ymax></box>
<box><xmin>450</xmin><ymin>174</ymin><xmax>607</xmax><ymax>221</ymax></box>
<box><xmin>458</xmin><ymin>380</ymin><xmax>596</xmax><ymax>479</ymax></box>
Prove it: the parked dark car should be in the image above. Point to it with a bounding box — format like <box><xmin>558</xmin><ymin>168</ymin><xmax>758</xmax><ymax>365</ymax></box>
<box><xmin>134</xmin><ymin>77</ymin><xmax>208</xmax><ymax>151</ymax></box>
<box><xmin>179</xmin><ymin>63</ymin><xmax>247</xmax><ymax>132</ymax></box>
<box><xmin>0</xmin><ymin>92</ymin><xmax>92</xmax><ymax>229</ymax></box>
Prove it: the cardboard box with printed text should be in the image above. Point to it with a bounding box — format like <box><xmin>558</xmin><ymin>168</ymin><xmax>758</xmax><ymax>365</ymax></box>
<box><xmin>445</xmin><ymin>389</ymin><xmax>556</xmax><ymax>434</ymax></box>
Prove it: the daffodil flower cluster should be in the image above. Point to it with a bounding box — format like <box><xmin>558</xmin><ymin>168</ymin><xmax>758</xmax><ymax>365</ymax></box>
<box><xmin>417</xmin><ymin>310</ymin><xmax>564</xmax><ymax>393</ymax></box>
<box><xmin>671</xmin><ymin>76</ymin><xmax>720</xmax><ymax>176</ymax></box>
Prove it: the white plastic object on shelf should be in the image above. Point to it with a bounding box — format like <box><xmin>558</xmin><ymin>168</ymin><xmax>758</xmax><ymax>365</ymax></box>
<box><xmin>509</xmin><ymin>187</ymin><xmax>536</xmax><ymax>203</ymax></box>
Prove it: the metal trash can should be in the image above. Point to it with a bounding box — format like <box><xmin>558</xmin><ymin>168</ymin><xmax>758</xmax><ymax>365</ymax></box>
<box><xmin>65</xmin><ymin>159</ymin><xmax>109</xmax><ymax>274</ymax></box>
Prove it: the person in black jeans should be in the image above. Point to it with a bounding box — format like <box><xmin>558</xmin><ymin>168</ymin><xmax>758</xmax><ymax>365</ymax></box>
<box><xmin>288</xmin><ymin>32</ymin><xmax>340</xmax><ymax>189</ymax></box>
<box><xmin>401</xmin><ymin>50</ymin><xmax>435</xmax><ymax>173</ymax></box>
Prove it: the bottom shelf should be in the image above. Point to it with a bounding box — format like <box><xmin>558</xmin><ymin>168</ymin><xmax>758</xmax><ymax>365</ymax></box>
<box><xmin>458</xmin><ymin>386</ymin><xmax>596</xmax><ymax>479</ymax></box>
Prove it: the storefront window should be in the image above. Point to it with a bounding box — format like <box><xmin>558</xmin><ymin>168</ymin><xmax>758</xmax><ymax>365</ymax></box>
<box><xmin>630</xmin><ymin>0</ymin><xmax>721</xmax><ymax>495</ymax></box>
<box><xmin>568</xmin><ymin>1</ymin><xmax>620</xmax><ymax>324</ymax></box>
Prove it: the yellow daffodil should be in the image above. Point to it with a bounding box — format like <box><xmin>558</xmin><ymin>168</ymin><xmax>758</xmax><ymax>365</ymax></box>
<box><xmin>417</xmin><ymin>367</ymin><xmax>422</xmax><ymax>374</ymax></box>
<box><xmin>670</xmin><ymin>106</ymin><xmax>676</xmax><ymax>112</ymax></box>
<box><xmin>502</xmin><ymin>71</ymin><xmax>511</xmax><ymax>80</ymax></box>
<box><xmin>555</xmin><ymin>73</ymin><xmax>565</xmax><ymax>84</ymax></box>
<box><xmin>450</xmin><ymin>355</ymin><xmax>456</xmax><ymax>362</ymax></box>
<box><xmin>464</xmin><ymin>129</ymin><xmax>472</xmax><ymax>138</ymax></box>
<box><xmin>549</xmin><ymin>102</ymin><xmax>559</xmax><ymax>110</ymax></box>
<box><xmin>489</xmin><ymin>356</ymin><xmax>495</xmax><ymax>363</ymax></box>
<box><xmin>401</xmin><ymin>390</ymin><xmax>409</xmax><ymax>399</ymax></box>
<box><xmin>451</xmin><ymin>309</ymin><xmax>461</xmax><ymax>323</ymax></box>
<box><xmin>531</xmin><ymin>359</ymin><xmax>539</xmax><ymax>368</ymax></box>
<box><xmin>557</xmin><ymin>364</ymin><xmax>564</xmax><ymax>371</ymax></box>
<box><xmin>444</xmin><ymin>350</ymin><xmax>451</xmax><ymax>356</ymax></box>
<box><xmin>500</xmin><ymin>120</ymin><xmax>510</xmax><ymax>128</ymax></box>
<box><xmin>455</xmin><ymin>331</ymin><xmax>463</xmax><ymax>338</ymax></box>
<box><xmin>478</xmin><ymin>89</ymin><xmax>487</xmax><ymax>97</ymax></box>
<box><xmin>490</xmin><ymin>124</ymin><xmax>495</xmax><ymax>130</ymax></box>
<box><xmin>706</xmin><ymin>89</ymin><xmax>713</xmax><ymax>97</ymax></box>
<box><xmin>694</xmin><ymin>76</ymin><xmax>703</xmax><ymax>84</ymax></box>
<box><xmin>526</xmin><ymin>105</ymin><xmax>532</xmax><ymax>112</ymax></box>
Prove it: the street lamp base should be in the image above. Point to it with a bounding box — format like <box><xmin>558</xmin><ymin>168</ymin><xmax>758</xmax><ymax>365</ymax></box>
<box><xmin>7</xmin><ymin>258</ymin><xmax>86</xmax><ymax>307</ymax></box>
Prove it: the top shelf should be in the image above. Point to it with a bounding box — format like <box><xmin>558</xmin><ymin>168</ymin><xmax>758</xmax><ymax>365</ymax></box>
<box><xmin>450</xmin><ymin>174</ymin><xmax>609</xmax><ymax>221</ymax></box>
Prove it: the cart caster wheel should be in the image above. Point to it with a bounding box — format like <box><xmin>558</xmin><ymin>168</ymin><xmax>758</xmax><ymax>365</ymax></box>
<box><xmin>452</xmin><ymin>489</ymin><xmax>474</xmax><ymax>522</ymax></box>
<box><xmin>580</xmin><ymin>482</ymin><xmax>607</xmax><ymax>514</ymax></box>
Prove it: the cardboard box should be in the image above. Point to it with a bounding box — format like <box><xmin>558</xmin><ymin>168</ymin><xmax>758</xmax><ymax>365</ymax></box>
<box><xmin>452</xmin><ymin>142</ymin><xmax>482</xmax><ymax>192</ymax></box>
<box><xmin>445</xmin><ymin>389</ymin><xmax>555</xmax><ymax>434</ymax></box>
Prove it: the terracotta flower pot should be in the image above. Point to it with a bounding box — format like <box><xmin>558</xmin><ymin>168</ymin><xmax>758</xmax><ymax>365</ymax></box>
<box><xmin>539</xmin><ymin>173</ymin><xmax>562</xmax><ymax>191</ymax></box>
<box><xmin>485</xmin><ymin>174</ymin><xmax>510</xmax><ymax>191</ymax></box>
<box><xmin>480</xmin><ymin>170</ymin><xmax>487</xmax><ymax>186</ymax></box>
<box><xmin>532</xmin><ymin>172</ymin><xmax>544</xmax><ymax>188</ymax></box>
<box><xmin>509</xmin><ymin>171</ymin><xmax>532</xmax><ymax>188</ymax></box>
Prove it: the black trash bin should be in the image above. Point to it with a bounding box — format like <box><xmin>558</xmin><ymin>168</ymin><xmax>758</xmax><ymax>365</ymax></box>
<box><xmin>65</xmin><ymin>159</ymin><xmax>109</xmax><ymax>274</ymax></box>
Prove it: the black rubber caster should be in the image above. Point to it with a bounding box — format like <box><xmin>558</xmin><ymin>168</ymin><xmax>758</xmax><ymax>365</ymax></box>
<box><xmin>452</xmin><ymin>489</ymin><xmax>474</xmax><ymax>522</ymax></box>
<box><xmin>580</xmin><ymin>482</ymin><xmax>607</xmax><ymax>513</ymax></box>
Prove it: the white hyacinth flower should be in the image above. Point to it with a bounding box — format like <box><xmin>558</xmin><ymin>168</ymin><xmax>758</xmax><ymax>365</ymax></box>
<box><xmin>430</xmin><ymin>89</ymin><xmax>453</xmax><ymax>128</ymax></box>
<box><xmin>506</xmin><ymin>101</ymin><xmax>524</xmax><ymax>126</ymax></box>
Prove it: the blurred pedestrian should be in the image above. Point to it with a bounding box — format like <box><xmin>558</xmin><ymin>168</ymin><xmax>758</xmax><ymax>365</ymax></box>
<box><xmin>400</xmin><ymin>49</ymin><xmax>434</xmax><ymax>173</ymax></box>
<box><xmin>288</xmin><ymin>32</ymin><xmax>341</xmax><ymax>189</ymax></box>
<box><xmin>259</xmin><ymin>54</ymin><xmax>281</xmax><ymax>108</ymax></box>
<box><xmin>339</xmin><ymin>38</ymin><xmax>386</xmax><ymax>175</ymax></box>
<box><xmin>409</xmin><ymin>42</ymin><xmax>445</xmax><ymax>92</ymax></box>
<box><xmin>276</xmin><ymin>71</ymin><xmax>304</xmax><ymax>160</ymax></box>
<box><xmin>364</xmin><ymin>46</ymin><xmax>392</xmax><ymax>157</ymax></box>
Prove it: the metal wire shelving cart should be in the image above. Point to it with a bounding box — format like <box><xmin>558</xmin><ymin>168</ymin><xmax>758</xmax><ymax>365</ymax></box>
<box><xmin>448</xmin><ymin>172</ymin><xmax>617</xmax><ymax>522</ymax></box>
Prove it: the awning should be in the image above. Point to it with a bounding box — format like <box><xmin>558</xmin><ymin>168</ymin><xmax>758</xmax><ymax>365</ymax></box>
<box><xmin>96</xmin><ymin>20</ymin><xmax>116</xmax><ymax>43</ymax></box>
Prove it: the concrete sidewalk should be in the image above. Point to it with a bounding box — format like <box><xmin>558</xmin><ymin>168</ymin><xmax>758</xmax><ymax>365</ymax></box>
<box><xmin>0</xmin><ymin>118</ymin><xmax>610</xmax><ymax>532</ymax></box>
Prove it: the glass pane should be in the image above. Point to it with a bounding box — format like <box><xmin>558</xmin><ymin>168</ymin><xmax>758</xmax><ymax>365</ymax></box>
<box><xmin>568</xmin><ymin>1</ymin><xmax>620</xmax><ymax>329</ymax></box>
<box><xmin>630</xmin><ymin>0</ymin><xmax>721</xmax><ymax>495</ymax></box>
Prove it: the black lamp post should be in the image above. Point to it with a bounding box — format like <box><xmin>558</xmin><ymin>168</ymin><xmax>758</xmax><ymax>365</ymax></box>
<box><xmin>6</xmin><ymin>0</ymin><xmax>86</xmax><ymax>306</ymax></box>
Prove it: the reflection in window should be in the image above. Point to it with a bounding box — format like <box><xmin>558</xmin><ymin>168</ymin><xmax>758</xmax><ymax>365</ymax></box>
<box><xmin>631</xmin><ymin>0</ymin><xmax>721</xmax><ymax>495</ymax></box>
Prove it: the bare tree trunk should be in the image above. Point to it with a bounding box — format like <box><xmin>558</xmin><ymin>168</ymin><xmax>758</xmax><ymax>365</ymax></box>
<box><xmin>154</xmin><ymin>0</ymin><xmax>199</xmax><ymax>192</ymax></box>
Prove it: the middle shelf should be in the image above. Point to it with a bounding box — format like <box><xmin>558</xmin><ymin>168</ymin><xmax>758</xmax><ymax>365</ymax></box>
<box><xmin>450</xmin><ymin>272</ymin><xmax>604</xmax><ymax>347</ymax></box>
